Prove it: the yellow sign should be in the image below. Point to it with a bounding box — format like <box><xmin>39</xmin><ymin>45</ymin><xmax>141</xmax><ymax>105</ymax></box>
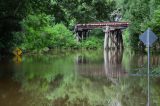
<box><xmin>12</xmin><ymin>48</ymin><xmax>22</xmax><ymax>56</ymax></box>
<box><xmin>12</xmin><ymin>48</ymin><xmax>22</xmax><ymax>64</ymax></box>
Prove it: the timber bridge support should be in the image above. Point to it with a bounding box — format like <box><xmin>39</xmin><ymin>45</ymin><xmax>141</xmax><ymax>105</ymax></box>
<box><xmin>74</xmin><ymin>22</ymin><xmax>129</xmax><ymax>49</ymax></box>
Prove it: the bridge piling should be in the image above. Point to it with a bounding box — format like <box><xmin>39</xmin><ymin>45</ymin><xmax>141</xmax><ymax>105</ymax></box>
<box><xmin>103</xmin><ymin>28</ymin><xmax>123</xmax><ymax>50</ymax></box>
<box><xmin>75</xmin><ymin>30</ymin><xmax>89</xmax><ymax>42</ymax></box>
<box><xmin>104</xmin><ymin>26</ymin><xmax>110</xmax><ymax>49</ymax></box>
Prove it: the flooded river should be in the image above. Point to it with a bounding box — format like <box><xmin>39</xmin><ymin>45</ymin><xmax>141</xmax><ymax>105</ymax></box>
<box><xmin>0</xmin><ymin>49</ymin><xmax>160</xmax><ymax>106</ymax></box>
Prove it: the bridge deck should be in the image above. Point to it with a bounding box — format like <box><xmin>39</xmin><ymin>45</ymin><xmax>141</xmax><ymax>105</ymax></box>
<box><xmin>75</xmin><ymin>22</ymin><xmax>129</xmax><ymax>31</ymax></box>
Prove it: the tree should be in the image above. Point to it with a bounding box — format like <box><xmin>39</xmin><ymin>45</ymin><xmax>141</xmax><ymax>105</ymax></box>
<box><xmin>0</xmin><ymin>0</ymin><xmax>29</xmax><ymax>51</ymax></box>
<box><xmin>116</xmin><ymin>0</ymin><xmax>160</xmax><ymax>48</ymax></box>
<box><xmin>0</xmin><ymin>0</ymin><xmax>116</xmax><ymax>52</ymax></box>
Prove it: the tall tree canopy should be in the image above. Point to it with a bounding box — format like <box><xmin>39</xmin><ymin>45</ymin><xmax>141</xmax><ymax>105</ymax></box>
<box><xmin>2</xmin><ymin>0</ymin><xmax>160</xmax><ymax>51</ymax></box>
<box><xmin>0</xmin><ymin>0</ymin><xmax>116</xmax><ymax>51</ymax></box>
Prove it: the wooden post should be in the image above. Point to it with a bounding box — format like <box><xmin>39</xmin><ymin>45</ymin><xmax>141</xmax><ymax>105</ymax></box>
<box><xmin>119</xmin><ymin>30</ymin><xmax>123</xmax><ymax>50</ymax></box>
<box><xmin>109</xmin><ymin>31</ymin><xmax>112</xmax><ymax>49</ymax></box>
<box><xmin>104</xmin><ymin>26</ymin><xmax>110</xmax><ymax>50</ymax></box>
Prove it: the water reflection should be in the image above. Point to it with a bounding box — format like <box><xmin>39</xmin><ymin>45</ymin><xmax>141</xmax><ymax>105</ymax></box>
<box><xmin>76</xmin><ymin>50</ymin><xmax>127</xmax><ymax>85</ymax></box>
<box><xmin>0</xmin><ymin>50</ymin><xmax>160</xmax><ymax>106</ymax></box>
<box><xmin>104</xmin><ymin>50</ymin><xmax>127</xmax><ymax>81</ymax></box>
<box><xmin>76</xmin><ymin>50</ymin><xmax>160</xmax><ymax>78</ymax></box>
<box><xmin>75</xmin><ymin>50</ymin><xmax>160</xmax><ymax>105</ymax></box>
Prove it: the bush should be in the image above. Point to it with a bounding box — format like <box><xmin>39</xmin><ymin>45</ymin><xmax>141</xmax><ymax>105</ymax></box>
<box><xmin>86</xmin><ymin>30</ymin><xmax>104</xmax><ymax>49</ymax></box>
<box><xmin>82</xmin><ymin>36</ymin><xmax>103</xmax><ymax>49</ymax></box>
<box><xmin>16</xmin><ymin>14</ymin><xmax>78</xmax><ymax>51</ymax></box>
<box><xmin>43</xmin><ymin>24</ymin><xmax>77</xmax><ymax>49</ymax></box>
<box><xmin>150</xmin><ymin>7</ymin><xmax>160</xmax><ymax>35</ymax></box>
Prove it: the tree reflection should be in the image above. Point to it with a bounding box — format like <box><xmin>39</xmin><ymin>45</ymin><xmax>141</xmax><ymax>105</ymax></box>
<box><xmin>10</xmin><ymin>50</ymin><xmax>160</xmax><ymax>106</ymax></box>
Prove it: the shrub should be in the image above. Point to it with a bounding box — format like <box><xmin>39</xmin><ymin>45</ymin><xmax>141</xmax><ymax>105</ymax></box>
<box><xmin>16</xmin><ymin>14</ymin><xmax>78</xmax><ymax>51</ymax></box>
<box><xmin>82</xmin><ymin>36</ymin><xmax>103</xmax><ymax>49</ymax></box>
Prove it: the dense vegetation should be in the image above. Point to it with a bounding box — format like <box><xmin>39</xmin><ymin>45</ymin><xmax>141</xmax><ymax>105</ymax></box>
<box><xmin>1</xmin><ymin>0</ymin><xmax>160</xmax><ymax>53</ymax></box>
<box><xmin>117</xmin><ymin>0</ymin><xmax>160</xmax><ymax>49</ymax></box>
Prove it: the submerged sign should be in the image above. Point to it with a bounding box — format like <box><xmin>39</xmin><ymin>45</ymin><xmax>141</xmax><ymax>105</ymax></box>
<box><xmin>139</xmin><ymin>28</ymin><xmax>158</xmax><ymax>47</ymax></box>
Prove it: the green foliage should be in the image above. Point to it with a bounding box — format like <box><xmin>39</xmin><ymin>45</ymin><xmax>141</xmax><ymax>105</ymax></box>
<box><xmin>149</xmin><ymin>7</ymin><xmax>160</xmax><ymax>36</ymax></box>
<box><xmin>81</xmin><ymin>29</ymin><xmax>104</xmax><ymax>49</ymax></box>
<box><xmin>16</xmin><ymin>14</ymin><xmax>78</xmax><ymax>51</ymax></box>
<box><xmin>82</xmin><ymin>36</ymin><xmax>103</xmax><ymax>49</ymax></box>
<box><xmin>43</xmin><ymin>24</ymin><xmax>77</xmax><ymax>49</ymax></box>
<box><xmin>55</xmin><ymin>0</ymin><xmax>116</xmax><ymax>24</ymax></box>
<box><xmin>120</xmin><ymin>0</ymin><xmax>150</xmax><ymax>48</ymax></box>
<box><xmin>16</xmin><ymin>14</ymin><xmax>53</xmax><ymax>50</ymax></box>
<box><xmin>5</xmin><ymin>0</ymin><xmax>160</xmax><ymax>51</ymax></box>
<box><xmin>14</xmin><ymin>14</ymin><xmax>105</xmax><ymax>51</ymax></box>
<box><xmin>117</xmin><ymin>0</ymin><xmax>160</xmax><ymax>49</ymax></box>
<box><xmin>0</xmin><ymin>0</ymin><xmax>116</xmax><ymax>52</ymax></box>
<box><xmin>0</xmin><ymin>0</ymin><xmax>29</xmax><ymax>18</ymax></box>
<box><xmin>122</xmin><ymin>29</ymin><xmax>131</xmax><ymax>47</ymax></box>
<box><xmin>139</xmin><ymin>6</ymin><xmax>160</xmax><ymax>48</ymax></box>
<box><xmin>0</xmin><ymin>0</ymin><xmax>31</xmax><ymax>51</ymax></box>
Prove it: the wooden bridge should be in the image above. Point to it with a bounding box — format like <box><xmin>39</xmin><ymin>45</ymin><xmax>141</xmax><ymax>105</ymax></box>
<box><xmin>74</xmin><ymin>22</ymin><xmax>129</xmax><ymax>49</ymax></box>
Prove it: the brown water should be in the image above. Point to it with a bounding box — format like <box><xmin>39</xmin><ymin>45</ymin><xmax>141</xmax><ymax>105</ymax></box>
<box><xmin>0</xmin><ymin>49</ymin><xmax>160</xmax><ymax>106</ymax></box>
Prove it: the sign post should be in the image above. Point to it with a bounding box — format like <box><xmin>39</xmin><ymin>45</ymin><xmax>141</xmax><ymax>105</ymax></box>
<box><xmin>139</xmin><ymin>28</ymin><xmax>158</xmax><ymax>106</ymax></box>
